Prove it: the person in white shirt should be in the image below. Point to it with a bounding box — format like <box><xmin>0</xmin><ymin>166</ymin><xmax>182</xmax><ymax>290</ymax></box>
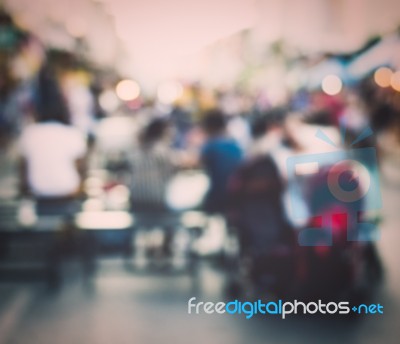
<box><xmin>20</xmin><ymin>121</ymin><xmax>86</xmax><ymax>198</ymax></box>
<box><xmin>19</xmin><ymin>66</ymin><xmax>87</xmax><ymax>205</ymax></box>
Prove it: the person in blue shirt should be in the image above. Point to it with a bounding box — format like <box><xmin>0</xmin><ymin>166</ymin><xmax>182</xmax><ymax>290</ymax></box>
<box><xmin>200</xmin><ymin>109</ymin><xmax>243</xmax><ymax>214</ymax></box>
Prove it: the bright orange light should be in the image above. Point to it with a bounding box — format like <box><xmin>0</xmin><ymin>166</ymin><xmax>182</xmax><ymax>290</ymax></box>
<box><xmin>390</xmin><ymin>71</ymin><xmax>400</xmax><ymax>92</ymax></box>
<box><xmin>374</xmin><ymin>67</ymin><xmax>393</xmax><ymax>88</ymax></box>
<box><xmin>115</xmin><ymin>80</ymin><xmax>141</xmax><ymax>101</ymax></box>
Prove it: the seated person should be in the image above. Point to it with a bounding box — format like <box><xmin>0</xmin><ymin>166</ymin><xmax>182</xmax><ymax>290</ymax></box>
<box><xmin>129</xmin><ymin>117</ymin><xmax>177</xmax><ymax>214</ymax></box>
<box><xmin>19</xmin><ymin>67</ymin><xmax>87</xmax><ymax>216</ymax></box>
<box><xmin>129</xmin><ymin>118</ymin><xmax>179</xmax><ymax>258</ymax></box>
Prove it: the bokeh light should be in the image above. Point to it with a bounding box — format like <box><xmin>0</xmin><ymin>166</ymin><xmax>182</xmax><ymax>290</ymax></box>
<box><xmin>321</xmin><ymin>74</ymin><xmax>343</xmax><ymax>95</ymax></box>
<box><xmin>115</xmin><ymin>79</ymin><xmax>141</xmax><ymax>101</ymax></box>
<box><xmin>390</xmin><ymin>71</ymin><xmax>400</xmax><ymax>92</ymax></box>
<box><xmin>374</xmin><ymin>67</ymin><xmax>393</xmax><ymax>88</ymax></box>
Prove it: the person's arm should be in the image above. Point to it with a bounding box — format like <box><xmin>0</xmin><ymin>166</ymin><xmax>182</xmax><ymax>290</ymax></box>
<box><xmin>75</xmin><ymin>157</ymin><xmax>86</xmax><ymax>196</ymax></box>
<box><xmin>19</xmin><ymin>157</ymin><xmax>31</xmax><ymax>197</ymax></box>
<box><xmin>72</xmin><ymin>131</ymin><xmax>89</xmax><ymax>197</ymax></box>
<box><xmin>173</xmin><ymin>149</ymin><xmax>201</xmax><ymax>169</ymax></box>
<box><xmin>18</xmin><ymin>129</ymin><xmax>31</xmax><ymax>197</ymax></box>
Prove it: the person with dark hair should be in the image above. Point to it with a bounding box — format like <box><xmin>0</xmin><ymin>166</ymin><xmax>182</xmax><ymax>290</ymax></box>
<box><xmin>200</xmin><ymin>109</ymin><xmax>243</xmax><ymax>214</ymax></box>
<box><xmin>130</xmin><ymin>117</ymin><xmax>176</xmax><ymax>211</ymax></box>
<box><xmin>129</xmin><ymin>117</ymin><xmax>180</xmax><ymax>262</ymax></box>
<box><xmin>139</xmin><ymin>118</ymin><xmax>170</xmax><ymax>147</ymax></box>
<box><xmin>201</xmin><ymin>109</ymin><xmax>227</xmax><ymax>136</ymax></box>
<box><xmin>33</xmin><ymin>64</ymin><xmax>71</xmax><ymax>125</ymax></box>
<box><xmin>19</xmin><ymin>64</ymin><xmax>87</xmax><ymax>206</ymax></box>
<box><xmin>249</xmin><ymin>107</ymin><xmax>288</xmax><ymax>157</ymax></box>
<box><xmin>250</xmin><ymin>107</ymin><xmax>287</xmax><ymax>138</ymax></box>
<box><xmin>227</xmin><ymin>107</ymin><xmax>294</xmax><ymax>296</ymax></box>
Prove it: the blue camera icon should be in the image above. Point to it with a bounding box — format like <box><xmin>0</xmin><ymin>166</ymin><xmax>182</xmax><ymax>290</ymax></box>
<box><xmin>286</xmin><ymin>147</ymin><xmax>381</xmax><ymax>246</ymax></box>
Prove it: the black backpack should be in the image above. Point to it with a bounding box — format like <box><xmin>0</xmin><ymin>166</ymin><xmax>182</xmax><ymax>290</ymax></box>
<box><xmin>227</xmin><ymin>155</ymin><xmax>292</xmax><ymax>255</ymax></box>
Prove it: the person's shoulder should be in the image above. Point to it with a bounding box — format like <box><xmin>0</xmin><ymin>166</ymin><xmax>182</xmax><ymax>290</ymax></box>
<box><xmin>58</xmin><ymin>124</ymin><xmax>86</xmax><ymax>140</ymax></box>
<box><xmin>51</xmin><ymin>124</ymin><xmax>87</xmax><ymax>154</ymax></box>
<box><xmin>224</xmin><ymin>137</ymin><xmax>243</xmax><ymax>154</ymax></box>
<box><xmin>19</xmin><ymin>123</ymin><xmax>47</xmax><ymax>152</ymax></box>
<box><xmin>221</xmin><ymin>136</ymin><xmax>240</xmax><ymax>146</ymax></box>
<box><xmin>201</xmin><ymin>139</ymin><xmax>214</xmax><ymax>153</ymax></box>
<box><xmin>20</xmin><ymin>123</ymin><xmax>43</xmax><ymax>139</ymax></box>
<box><xmin>204</xmin><ymin>137</ymin><xmax>229</xmax><ymax>148</ymax></box>
<box><xmin>241</xmin><ymin>154</ymin><xmax>277</xmax><ymax>172</ymax></box>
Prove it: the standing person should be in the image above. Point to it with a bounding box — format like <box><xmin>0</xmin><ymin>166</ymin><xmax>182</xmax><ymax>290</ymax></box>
<box><xmin>227</xmin><ymin>108</ymin><xmax>294</xmax><ymax>296</ymax></box>
<box><xmin>229</xmin><ymin>108</ymin><xmax>293</xmax><ymax>253</ymax></box>
<box><xmin>19</xmin><ymin>64</ymin><xmax>87</xmax><ymax>215</ymax></box>
<box><xmin>200</xmin><ymin>109</ymin><xmax>243</xmax><ymax>215</ymax></box>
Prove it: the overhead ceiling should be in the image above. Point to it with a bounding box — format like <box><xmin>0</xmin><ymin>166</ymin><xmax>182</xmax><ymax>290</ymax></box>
<box><xmin>4</xmin><ymin>0</ymin><xmax>400</xmax><ymax>90</ymax></box>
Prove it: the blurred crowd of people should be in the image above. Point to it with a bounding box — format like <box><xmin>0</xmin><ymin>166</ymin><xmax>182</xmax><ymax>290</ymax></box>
<box><xmin>9</xmin><ymin>59</ymin><xmax>398</xmax><ymax>215</ymax></box>
<box><xmin>0</xmin><ymin>8</ymin><xmax>399</xmax><ymax>297</ymax></box>
<box><xmin>0</xmin><ymin>45</ymin><xmax>397</xmax><ymax>222</ymax></box>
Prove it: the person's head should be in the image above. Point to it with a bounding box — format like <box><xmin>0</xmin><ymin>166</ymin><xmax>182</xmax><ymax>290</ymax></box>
<box><xmin>304</xmin><ymin>109</ymin><xmax>335</xmax><ymax>126</ymax></box>
<box><xmin>140</xmin><ymin>117</ymin><xmax>171</xmax><ymax>146</ymax></box>
<box><xmin>34</xmin><ymin>64</ymin><xmax>70</xmax><ymax>125</ymax></box>
<box><xmin>281</xmin><ymin>111</ymin><xmax>306</xmax><ymax>150</ymax></box>
<box><xmin>201</xmin><ymin>109</ymin><xmax>227</xmax><ymax>137</ymax></box>
<box><xmin>250</xmin><ymin>107</ymin><xmax>288</xmax><ymax>139</ymax></box>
